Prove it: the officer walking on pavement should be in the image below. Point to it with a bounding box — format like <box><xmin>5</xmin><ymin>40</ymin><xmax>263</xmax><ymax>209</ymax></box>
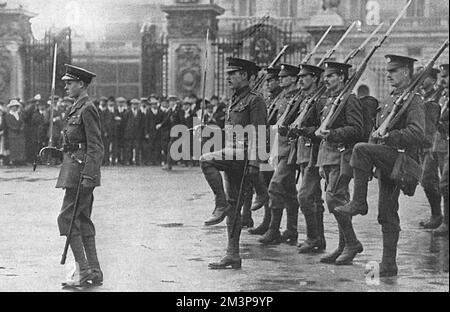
<box><xmin>56</xmin><ymin>64</ymin><xmax>104</xmax><ymax>286</ymax></box>
<box><xmin>200</xmin><ymin>57</ymin><xmax>267</xmax><ymax>269</ymax></box>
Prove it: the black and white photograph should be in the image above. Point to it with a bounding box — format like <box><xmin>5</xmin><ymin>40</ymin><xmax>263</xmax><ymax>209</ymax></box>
<box><xmin>0</xmin><ymin>0</ymin><xmax>448</xmax><ymax>297</ymax></box>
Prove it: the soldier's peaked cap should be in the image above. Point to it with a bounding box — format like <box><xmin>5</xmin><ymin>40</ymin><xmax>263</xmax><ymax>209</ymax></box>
<box><xmin>265</xmin><ymin>67</ymin><xmax>281</xmax><ymax>79</ymax></box>
<box><xmin>298</xmin><ymin>64</ymin><xmax>324</xmax><ymax>77</ymax></box>
<box><xmin>385</xmin><ymin>55</ymin><xmax>417</xmax><ymax>71</ymax></box>
<box><xmin>225</xmin><ymin>57</ymin><xmax>260</xmax><ymax>73</ymax></box>
<box><xmin>323</xmin><ymin>61</ymin><xmax>352</xmax><ymax>76</ymax></box>
<box><xmin>440</xmin><ymin>64</ymin><xmax>449</xmax><ymax>74</ymax></box>
<box><xmin>279</xmin><ymin>64</ymin><xmax>300</xmax><ymax>77</ymax></box>
<box><xmin>416</xmin><ymin>67</ymin><xmax>440</xmax><ymax>80</ymax></box>
<box><xmin>62</xmin><ymin>64</ymin><xmax>96</xmax><ymax>84</ymax></box>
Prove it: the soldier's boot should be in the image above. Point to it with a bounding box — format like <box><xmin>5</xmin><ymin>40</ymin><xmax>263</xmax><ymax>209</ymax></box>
<box><xmin>335</xmin><ymin>213</ymin><xmax>363</xmax><ymax>265</ymax></box>
<box><xmin>335</xmin><ymin>168</ymin><xmax>370</xmax><ymax>217</ymax></box>
<box><xmin>379</xmin><ymin>231</ymin><xmax>399</xmax><ymax>277</ymax></box>
<box><xmin>248</xmin><ymin>204</ymin><xmax>271</xmax><ymax>235</ymax></box>
<box><xmin>250</xmin><ymin>174</ymin><xmax>269</xmax><ymax>211</ymax></box>
<box><xmin>316</xmin><ymin>209</ymin><xmax>326</xmax><ymax>251</ymax></box>
<box><xmin>202</xmin><ymin>166</ymin><xmax>231</xmax><ymax>226</ymax></box>
<box><xmin>259</xmin><ymin>209</ymin><xmax>283</xmax><ymax>245</ymax></box>
<box><xmin>434</xmin><ymin>192</ymin><xmax>449</xmax><ymax>237</ymax></box>
<box><xmin>241</xmin><ymin>191</ymin><xmax>254</xmax><ymax>228</ymax></box>
<box><xmin>421</xmin><ymin>188</ymin><xmax>443</xmax><ymax>229</ymax></box>
<box><xmin>62</xmin><ymin>235</ymin><xmax>94</xmax><ymax>287</ymax></box>
<box><xmin>209</xmin><ymin>214</ymin><xmax>242</xmax><ymax>270</ymax></box>
<box><xmin>298</xmin><ymin>213</ymin><xmax>321</xmax><ymax>254</ymax></box>
<box><xmin>82</xmin><ymin>235</ymin><xmax>103</xmax><ymax>285</ymax></box>
<box><xmin>320</xmin><ymin>225</ymin><xmax>345</xmax><ymax>264</ymax></box>
<box><xmin>281</xmin><ymin>206</ymin><xmax>298</xmax><ymax>245</ymax></box>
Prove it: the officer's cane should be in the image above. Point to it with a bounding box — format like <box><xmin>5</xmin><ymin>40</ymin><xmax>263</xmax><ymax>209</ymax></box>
<box><xmin>60</xmin><ymin>155</ymin><xmax>85</xmax><ymax>265</ymax></box>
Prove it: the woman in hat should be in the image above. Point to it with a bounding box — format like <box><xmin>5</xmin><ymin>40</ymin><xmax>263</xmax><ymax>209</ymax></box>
<box><xmin>4</xmin><ymin>99</ymin><xmax>26</xmax><ymax>166</ymax></box>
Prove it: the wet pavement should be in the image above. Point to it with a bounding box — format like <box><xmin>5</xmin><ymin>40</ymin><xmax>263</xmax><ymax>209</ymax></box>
<box><xmin>0</xmin><ymin>166</ymin><xmax>448</xmax><ymax>292</ymax></box>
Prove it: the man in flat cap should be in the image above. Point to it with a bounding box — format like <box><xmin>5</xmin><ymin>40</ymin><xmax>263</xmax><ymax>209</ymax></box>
<box><xmin>417</xmin><ymin>67</ymin><xmax>445</xmax><ymax>229</ymax></box>
<box><xmin>248</xmin><ymin>67</ymin><xmax>283</xmax><ymax>236</ymax></box>
<box><xmin>336</xmin><ymin>55</ymin><xmax>426</xmax><ymax>276</ymax></box>
<box><xmin>200</xmin><ymin>57</ymin><xmax>267</xmax><ymax>269</ymax></box>
<box><xmin>259</xmin><ymin>63</ymin><xmax>301</xmax><ymax>246</ymax></box>
<box><xmin>122</xmin><ymin>98</ymin><xmax>145</xmax><ymax>166</ymax></box>
<box><xmin>285</xmin><ymin>64</ymin><xmax>327</xmax><ymax>253</ymax></box>
<box><xmin>312</xmin><ymin>61</ymin><xmax>364</xmax><ymax>265</ymax></box>
<box><xmin>434</xmin><ymin>63</ymin><xmax>449</xmax><ymax>237</ymax></box>
<box><xmin>56</xmin><ymin>64</ymin><xmax>104</xmax><ymax>286</ymax></box>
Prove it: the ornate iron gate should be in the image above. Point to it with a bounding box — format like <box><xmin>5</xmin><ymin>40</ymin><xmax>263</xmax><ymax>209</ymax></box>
<box><xmin>212</xmin><ymin>17</ymin><xmax>310</xmax><ymax>97</ymax></box>
<box><xmin>21</xmin><ymin>28</ymin><xmax>72</xmax><ymax>101</ymax></box>
<box><xmin>141</xmin><ymin>24</ymin><xmax>169</xmax><ymax>97</ymax></box>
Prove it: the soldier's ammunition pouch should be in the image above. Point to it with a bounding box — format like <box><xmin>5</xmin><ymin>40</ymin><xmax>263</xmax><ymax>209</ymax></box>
<box><xmin>390</xmin><ymin>150</ymin><xmax>422</xmax><ymax>197</ymax></box>
<box><xmin>63</xmin><ymin>143</ymin><xmax>87</xmax><ymax>153</ymax></box>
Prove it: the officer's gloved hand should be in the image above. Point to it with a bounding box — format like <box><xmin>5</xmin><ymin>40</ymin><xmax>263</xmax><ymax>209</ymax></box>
<box><xmin>278</xmin><ymin>126</ymin><xmax>288</xmax><ymax>137</ymax></box>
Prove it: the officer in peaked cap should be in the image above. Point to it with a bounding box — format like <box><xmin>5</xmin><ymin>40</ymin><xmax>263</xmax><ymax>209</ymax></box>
<box><xmin>200</xmin><ymin>56</ymin><xmax>267</xmax><ymax>269</ymax></box>
<box><xmin>385</xmin><ymin>54</ymin><xmax>417</xmax><ymax>73</ymax></box>
<box><xmin>56</xmin><ymin>64</ymin><xmax>104</xmax><ymax>287</ymax></box>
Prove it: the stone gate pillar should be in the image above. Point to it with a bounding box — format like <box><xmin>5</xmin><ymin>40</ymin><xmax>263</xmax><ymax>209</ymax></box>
<box><xmin>162</xmin><ymin>0</ymin><xmax>224</xmax><ymax>99</ymax></box>
<box><xmin>0</xmin><ymin>3</ymin><xmax>34</xmax><ymax>102</ymax></box>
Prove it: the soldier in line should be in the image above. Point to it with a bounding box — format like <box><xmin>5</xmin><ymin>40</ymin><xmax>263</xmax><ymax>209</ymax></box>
<box><xmin>57</xmin><ymin>64</ymin><xmax>104</xmax><ymax>286</ymax></box>
<box><xmin>287</xmin><ymin>64</ymin><xmax>327</xmax><ymax>253</ymax></box>
<box><xmin>248</xmin><ymin>67</ymin><xmax>282</xmax><ymax>235</ymax></box>
<box><xmin>314</xmin><ymin>61</ymin><xmax>364</xmax><ymax>265</ymax></box>
<box><xmin>418</xmin><ymin>68</ymin><xmax>445</xmax><ymax>229</ymax></box>
<box><xmin>335</xmin><ymin>55</ymin><xmax>426</xmax><ymax>276</ymax></box>
<box><xmin>200</xmin><ymin>57</ymin><xmax>267</xmax><ymax>269</ymax></box>
<box><xmin>434</xmin><ymin>63</ymin><xmax>449</xmax><ymax>237</ymax></box>
<box><xmin>259</xmin><ymin>64</ymin><xmax>301</xmax><ymax>246</ymax></box>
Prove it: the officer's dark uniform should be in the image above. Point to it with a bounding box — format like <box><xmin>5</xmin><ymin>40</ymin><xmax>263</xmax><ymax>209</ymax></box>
<box><xmin>248</xmin><ymin>67</ymin><xmax>282</xmax><ymax>235</ymax></box>
<box><xmin>434</xmin><ymin>63</ymin><xmax>449</xmax><ymax>236</ymax></box>
<box><xmin>337</xmin><ymin>55</ymin><xmax>426</xmax><ymax>277</ymax></box>
<box><xmin>290</xmin><ymin>64</ymin><xmax>326</xmax><ymax>253</ymax></box>
<box><xmin>314</xmin><ymin>62</ymin><xmax>364</xmax><ymax>265</ymax></box>
<box><xmin>200</xmin><ymin>58</ymin><xmax>267</xmax><ymax>269</ymax></box>
<box><xmin>259</xmin><ymin>64</ymin><xmax>301</xmax><ymax>246</ymax></box>
<box><xmin>418</xmin><ymin>68</ymin><xmax>445</xmax><ymax>229</ymax></box>
<box><xmin>56</xmin><ymin>64</ymin><xmax>104</xmax><ymax>285</ymax></box>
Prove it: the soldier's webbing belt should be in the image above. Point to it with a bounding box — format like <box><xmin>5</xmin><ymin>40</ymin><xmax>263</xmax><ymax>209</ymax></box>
<box><xmin>63</xmin><ymin>143</ymin><xmax>87</xmax><ymax>153</ymax></box>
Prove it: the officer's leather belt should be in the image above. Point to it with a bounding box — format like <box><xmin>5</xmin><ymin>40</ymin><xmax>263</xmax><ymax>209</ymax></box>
<box><xmin>63</xmin><ymin>143</ymin><xmax>87</xmax><ymax>152</ymax></box>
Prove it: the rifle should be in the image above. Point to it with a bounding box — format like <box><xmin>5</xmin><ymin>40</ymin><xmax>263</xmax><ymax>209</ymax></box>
<box><xmin>373</xmin><ymin>38</ymin><xmax>449</xmax><ymax>138</ymax></box>
<box><xmin>34</xmin><ymin>43</ymin><xmax>62</xmax><ymax>170</ymax></box>
<box><xmin>317</xmin><ymin>0</ymin><xmax>413</xmax><ymax>135</ymax></box>
<box><xmin>253</xmin><ymin>45</ymin><xmax>289</xmax><ymax>92</ymax></box>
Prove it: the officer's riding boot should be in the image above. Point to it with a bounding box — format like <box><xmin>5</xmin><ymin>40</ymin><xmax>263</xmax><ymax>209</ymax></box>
<box><xmin>248</xmin><ymin>204</ymin><xmax>271</xmax><ymax>235</ymax></box>
<box><xmin>241</xmin><ymin>191</ymin><xmax>254</xmax><ymax>228</ymax></box>
<box><xmin>316</xmin><ymin>210</ymin><xmax>326</xmax><ymax>251</ymax></box>
<box><xmin>320</xmin><ymin>224</ymin><xmax>345</xmax><ymax>264</ymax></box>
<box><xmin>434</xmin><ymin>192</ymin><xmax>449</xmax><ymax>236</ymax></box>
<box><xmin>250</xmin><ymin>174</ymin><xmax>270</xmax><ymax>211</ymax></box>
<box><xmin>379</xmin><ymin>231</ymin><xmax>399</xmax><ymax>277</ymax></box>
<box><xmin>209</xmin><ymin>212</ymin><xmax>242</xmax><ymax>270</ymax></box>
<box><xmin>202</xmin><ymin>166</ymin><xmax>231</xmax><ymax>226</ymax></box>
<box><xmin>82</xmin><ymin>236</ymin><xmax>103</xmax><ymax>285</ymax></box>
<box><xmin>62</xmin><ymin>235</ymin><xmax>94</xmax><ymax>287</ymax></box>
<box><xmin>259</xmin><ymin>209</ymin><xmax>283</xmax><ymax>245</ymax></box>
<box><xmin>298</xmin><ymin>213</ymin><xmax>321</xmax><ymax>253</ymax></box>
<box><xmin>334</xmin><ymin>213</ymin><xmax>363</xmax><ymax>265</ymax></box>
<box><xmin>335</xmin><ymin>168</ymin><xmax>370</xmax><ymax>217</ymax></box>
<box><xmin>421</xmin><ymin>188</ymin><xmax>443</xmax><ymax>229</ymax></box>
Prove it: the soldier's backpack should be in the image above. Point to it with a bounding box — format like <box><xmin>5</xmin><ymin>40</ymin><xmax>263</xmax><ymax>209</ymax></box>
<box><xmin>358</xmin><ymin>95</ymin><xmax>379</xmax><ymax>142</ymax></box>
